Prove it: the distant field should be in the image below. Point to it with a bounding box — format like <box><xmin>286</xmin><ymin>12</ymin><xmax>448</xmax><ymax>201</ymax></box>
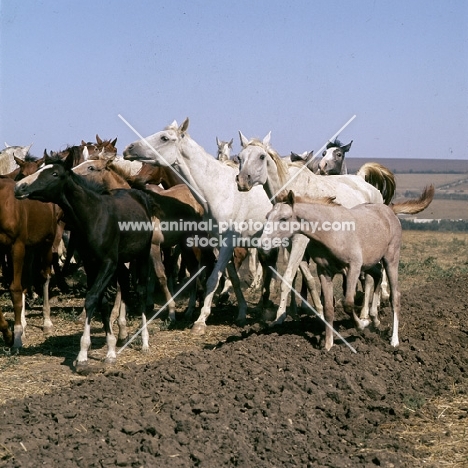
<box><xmin>345</xmin><ymin>158</ymin><xmax>468</xmax><ymax>220</ymax></box>
<box><xmin>346</xmin><ymin>157</ymin><xmax>468</xmax><ymax>174</ymax></box>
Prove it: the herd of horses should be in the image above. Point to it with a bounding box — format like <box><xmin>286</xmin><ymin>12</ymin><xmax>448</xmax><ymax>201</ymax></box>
<box><xmin>0</xmin><ymin>120</ymin><xmax>434</xmax><ymax>369</ymax></box>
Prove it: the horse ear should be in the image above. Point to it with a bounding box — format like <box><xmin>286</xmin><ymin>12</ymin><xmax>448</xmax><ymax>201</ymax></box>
<box><xmin>342</xmin><ymin>140</ymin><xmax>353</xmax><ymax>153</ymax></box>
<box><xmin>82</xmin><ymin>146</ymin><xmax>89</xmax><ymax>161</ymax></box>
<box><xmin>263</xmin><ymin>131</ymin><xmax>271</xmax><ymax>147</ymax></box>
<box><xmin>44</xmin><ymin>149</ymin><xmax>53</xmax><ymax>164</ymax></box>
<box><xmin>305</xmin><ymin>151</ymin><xmax>314</xmax><ymax>164</ymax></box>
<box><xmin>287</xmin><ymin>190</ymin><xmax>295</xmax><ymax>205</ymax></box>
<box><xmin>14</xmin><ymin>156</ymin><xmax>25</xmax><ymax>166</ymax></box>
<box><xmin>4</xmin><ymin>142</ymin><xmax>10</xmax><ymax>148</ymax></box>
<box><xmin>96</xmin><ymin>134</ymin><xmax>103</xmax><ymax>145</ymax></box>
<box><xmin>326</xmin><ymin>141</ymin><xmax>334</xmax><ymax>149</ymax></box>
<box><xmin>63</xmin><ymin>150</ymin><xmax>75</xmax><ymax>170</ymax></box>
<box><xmin>239</xmin><ymin>131</ymin><xmax>249</xmax><ymax>148</ymax></box>
<box><xmin>290</xmin><ymin>152</ymin><xmax>301</xmax><ymax>162</ymax></box>
<box><xmin>228</xmin><ymin>138</ymin><xmax>233</xmax><ymax>148</ymax></box>
<box><xmin>36</xmin><ymin>156</ymin><xmax>45</xmax><ymax>166</ymax></box>
<box><xmin>25</xmin><ymin>144</ymin><xmax>33</xmax><ymax>154</ymax></box>
<box><xmin>111</xmin><ymin>137</ymin><xmax>117</xmax><ymax>147</ymax></box>
<box><xmin>81</xmin><ymin>140</ymin><xmax>87</xmax><ymax>146</ymax></box>
<box><xmin>179</xmin><ymin>118</ymin><xmax>190</xmax><ymax>134</ymax></box>
<box><xmin>216</xmin><ymin>137</ymin><xmax>220</xmax><ymax>146</ymax></box>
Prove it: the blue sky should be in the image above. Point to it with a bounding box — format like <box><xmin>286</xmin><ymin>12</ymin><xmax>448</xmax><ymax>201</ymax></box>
<box><xmin>1</xmin><ymin>0</ymin><xmax>467</xmax><ymax>160</ymax></box>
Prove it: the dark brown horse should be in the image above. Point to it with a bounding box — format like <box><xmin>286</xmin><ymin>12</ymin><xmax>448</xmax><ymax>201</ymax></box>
<box><xmin>15</xmin><ymin>153</ymin><xmax>156</xmax><ymax>368</ymax></box>
<box><xmin>0</xmin><ymin>177</ymin><xmax>60</xmax><ymax>348</ymax></box>
<box><xmin>73</xmin><ymin>158</ymin><xmax>212</xmax><ymax>321</ymax></box>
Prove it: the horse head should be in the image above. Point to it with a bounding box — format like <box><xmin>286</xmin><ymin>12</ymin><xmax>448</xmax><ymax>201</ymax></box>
<box><xmin>318</xmin><ymin>139</ymin><xmax>352</xmax><ymax>175</ymax></box>
<box><xmin>236</xmin><ymin>131</ymin><xmax>288</xmax><ymax>195</ymax></box>
<box><xmin>123</xmin><ymin>118</ymin><xmax>190</xmax><ymax>167</ymax></box>
<box><xmin>216</xmin><ymin>137</ymin><xmax>233</xmax><ymax>162</ymax></box>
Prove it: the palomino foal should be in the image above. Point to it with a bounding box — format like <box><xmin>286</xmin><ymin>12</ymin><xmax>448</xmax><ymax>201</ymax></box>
<box><xmin>260</xmin><ymin>188</ymin><xmax>433</xmax><ymax>351</ymax></box>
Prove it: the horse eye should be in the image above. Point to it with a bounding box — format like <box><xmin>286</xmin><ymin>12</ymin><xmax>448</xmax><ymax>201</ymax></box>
<box><xmin>161</xmin><ymin>135</ymin><xmax>169</xmax><ymax>142</ymax></box>
<box><xmin>52</xmin><ymin>172</ymin><xmax>58</xmax><ymax>177</ymax></box>
<box><xmin>260</xmin><ymin>154</ymin><xmax>266</xmax><ymax>160</ymax></box>
<box><xmin>88</xmin><ymin>166</ymin><xmax>95</xmax><ymax>171</ymax></box>
<box><xmin>322</xmin><ymin>151</ymin><xmax>326</xmax><ymax>156</ymax></box>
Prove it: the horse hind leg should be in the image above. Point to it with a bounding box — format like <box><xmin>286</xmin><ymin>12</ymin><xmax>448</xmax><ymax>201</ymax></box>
<box><xmin>151</xmin><ymin>244</ymin><xmax>176</xmax><ymax>322</ymax></box>
<box><xmin>0</xmin><ymin>309</ymin><xmax>13</xmax><ymax>348</ymax></box>
<box><xmin>76</xmin><ymin>260</ymin><xmax>116</xmax><ymax>367</ymax></box>
<box><xmin>40</xmin><ymin>245</ymin><xmax>54</xmax><ymax>337</ymax></box>
<box><xmin>382</xmin><ymin>256</ymin><xmax>401</xmax><ymax>347</ymax></box>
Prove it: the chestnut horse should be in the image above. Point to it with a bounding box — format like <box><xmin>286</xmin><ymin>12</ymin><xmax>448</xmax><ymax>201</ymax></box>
<box><xmin>0</xmin><ymin>177</ymin><xmax>60</xmax><ymax>349</ymax></box>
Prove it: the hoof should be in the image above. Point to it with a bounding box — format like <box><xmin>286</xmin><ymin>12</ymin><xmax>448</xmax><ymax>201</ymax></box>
<box><xmin>191</xmin><ymin>323</ymin><xmax>206</xmax><ymax>336</ymax></box>
<box><xmin>217</xmin><ymin>292</ymin><xmax>230</xmax><ymax>306</ymax></box>
<box><xmin>43</xmin><ymin>326</ymin><xmax>54</xmax><ymax>338</ymax></box>
<box><xmin>104</xmin><ymin>357</ymin><xmax>116</xmax><ymax>366</ymax></box>
<box><xmin>117</xmin><ymin>337</ymin><xmax>129</xmax><ymax>347</ymax></box>
<box><xmin>355</xmin><ymin>318</ymin><xmax>370</xmax><ymax>331</ymax></box>
<box><xmin>159</xmin><ymin>319</ymin><xmax>175</xmax><ymax>331</ymax></box>
<box><xmin>75</xmin><ymin>361</ymin><xmax>91</xmax><ymax>375</ymax></box>
<box><xmin>141</xmin><ymin>346</ymin><xmax>150</xmax><ymax>354</ymax></box>
<box><xmin>235</xmin><ymin>317</ymin><xmax>246</xmax><ymax>327</ymax></box>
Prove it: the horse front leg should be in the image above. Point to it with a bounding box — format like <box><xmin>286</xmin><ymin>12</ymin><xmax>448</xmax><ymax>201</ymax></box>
<box><xmin>10</xmin><ymin>241</ymin><xmax>26</xmax><ymax>350</ymax></box>
<box><xmin>76</xmin><ymin>259</ymin><xmax>116</xmax><ymax>368</ymax></box>
<box><xmin>319</xmin><ymin>271</ymin><xmax>335</xmax><ymax>351</ymax></box>
<box><xmin>273</xmin><ymin>234</ymin><xmax>309</xmax><ymax>325</ymax></box>
<box><xmin>256</xmin><ymin>247</ymin><xmax>279</xmax><ymax>319</ymax></box>
<box><xmin>192</xmin><ymin>242</ymin><xmax>235</xmax><ymax>335</ymax></box>
<box><xmin>298</xmin><ymin>260</ymin><xmax>324</xmax><ymax>319</ymax></box>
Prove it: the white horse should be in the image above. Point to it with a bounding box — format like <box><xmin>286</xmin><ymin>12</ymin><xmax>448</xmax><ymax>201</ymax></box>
<box><xmin>0</xmin><ymin>143</ymin><xmax>33</xmax><ymax>174</ymax></box>
<box><xmin>235</xmin><ymin>131</ymin><xmax>432</xmax><ymax>325</ymax></box>
<box><xmin>216</xmin><ymin>137</ymin><xmax>234</xmax><ymax>162</ymax></box>
<box><xmin>308</xmin><ymin>139</ymin><xmax>352</xmax><ymax>175</ymax></box>
<box><xmin>216</xmin><ymin>137</ymin><xmax>262</xmax><ymax>292</ymax></box>
<box><xmin>123</xmin><ymin>118</ymin><xmax>276</xmax><ymax>335</ymax></box>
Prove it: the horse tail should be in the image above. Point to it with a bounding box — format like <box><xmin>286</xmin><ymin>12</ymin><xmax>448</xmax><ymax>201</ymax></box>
<box><xmin>390</xmin><ymin>185</ymin><xmax>435</xmax><ymax>215</ymax></box>
<box><xmin>357</xmin><ymin>162</ymin><xmax>396</xmax><ymax>205</ymax></box>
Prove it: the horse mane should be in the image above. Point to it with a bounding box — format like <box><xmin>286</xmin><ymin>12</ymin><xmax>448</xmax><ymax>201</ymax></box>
<box><xmin>221</xmin><ymin>159</ymin><xmax>239</xmax><ymax>169</ymax></box>
<box><xmin>23</xmin><ymin>153</ymin><xmax>40</xmax><ymax>162</ymax></box>
<box><xmin>245</xmin><ymin>138</ymin><xmax>289</xmax><ymax>186</ymax></box>
<box><xmin>276</xmin><ymin>192</ymin><xmax>338</xmax><ymax>206</ymax></box>
<box><xmin>72</xmin><ymin>169</ymin><xmax>111</xmax><ymax>195</ymax></box>
<box><xmin>47</xmin><ymin>156</ymin><xmax>111</xmax><ymax>195</ymax></box>
<box><xmin>108</xmin><ymin>162</ymin><xmax>133</xmax><ymax>182</ymax></box>
<box><xmin>327</xmin><ymin>138</ymin><xmax>344</xmax><ymax>148</ymax></box>
<box><xmin>60</xmin><ymin>145</ymin><xmax>84</xmax><ymax>167</ymax></box>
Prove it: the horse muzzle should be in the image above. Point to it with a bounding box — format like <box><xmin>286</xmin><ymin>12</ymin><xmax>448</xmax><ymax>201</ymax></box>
<box><xmin>14</xmin><ymin>185</ymin><xmax>30</xmax><ymax>200</ymax></box>
<box><xmin>235</xmin><ymin>174</ymin><xmax>253</xmax><ymax>192</ymax></box>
